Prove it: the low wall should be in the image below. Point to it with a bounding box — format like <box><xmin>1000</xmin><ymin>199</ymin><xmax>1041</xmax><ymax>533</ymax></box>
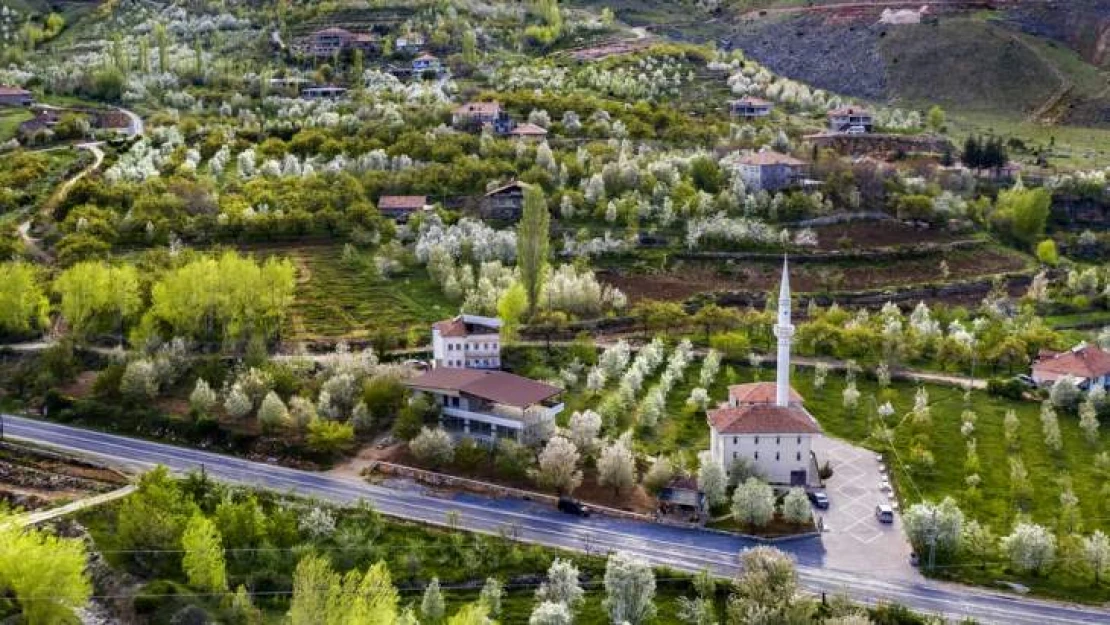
<box><xmin>675</xmin><ymin>239</ymin><xmax>983</xmax><ymax>263</ymax></box>
<box><xmin>363</xmin><ymin>460</ymin><xmax>653</xmax><ymax>522</ymax></box>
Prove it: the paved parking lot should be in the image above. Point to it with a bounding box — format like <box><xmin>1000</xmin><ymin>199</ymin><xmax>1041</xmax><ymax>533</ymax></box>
<box><xmin>812</xmin><ymin>437</ymin><xmax>919</xmax><ymax>580</ymax></box>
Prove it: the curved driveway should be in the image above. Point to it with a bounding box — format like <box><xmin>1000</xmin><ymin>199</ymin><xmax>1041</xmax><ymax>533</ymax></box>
<box><xmin>4</xmin><ymin>415</ymin><xmax>1108</xmax><ymax>625</ymax></box>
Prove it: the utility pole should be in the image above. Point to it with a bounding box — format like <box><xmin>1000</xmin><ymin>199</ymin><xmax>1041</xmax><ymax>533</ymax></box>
<box><xmin>926</xmin><ymin>507</ymin><xmax>938</xmax><ymax>573</ymax></box>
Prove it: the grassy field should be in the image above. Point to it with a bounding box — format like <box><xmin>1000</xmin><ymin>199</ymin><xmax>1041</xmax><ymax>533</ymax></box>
<box><xmin>280</xmin><ymin>244</ymin><xmax>454</xmax><ymax>342</ymax></box>
<box><xmin>0</xmin><ymin>107</ymin><xmax>32</xmax><ymax>142</ymax></box>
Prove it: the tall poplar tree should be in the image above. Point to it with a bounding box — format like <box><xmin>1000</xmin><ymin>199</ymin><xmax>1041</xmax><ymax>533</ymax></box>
<box><xmin>516</xmin><ymin>184</ymin><xmax>550</xmax><ymax>315</ymax></box>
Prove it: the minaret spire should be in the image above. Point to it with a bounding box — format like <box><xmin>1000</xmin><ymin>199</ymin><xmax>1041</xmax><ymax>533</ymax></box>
<box><xmin>773</xmin><ymin>256</ymin><xmax>795</xmax><ymax>407</ymax></box>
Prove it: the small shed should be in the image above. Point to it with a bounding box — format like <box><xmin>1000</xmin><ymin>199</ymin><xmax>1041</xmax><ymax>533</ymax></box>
<box><xmin>657</xmin><ymin>476</ymin><xmax>706</xmax><ymax>524</ymax></box>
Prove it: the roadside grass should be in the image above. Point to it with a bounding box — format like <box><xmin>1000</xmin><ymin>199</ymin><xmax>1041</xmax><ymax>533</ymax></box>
<box><xmin>281</xmin><ymin>245</ymin><xmax>453</xmax><ymax>342</ymax></box>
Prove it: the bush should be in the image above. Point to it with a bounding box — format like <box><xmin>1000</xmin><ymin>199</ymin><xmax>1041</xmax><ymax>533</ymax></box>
<box><xmin>134</xmin><ymin>579</ymin><xmax>180</xmax><ymax>615</ymax></box>
<box><xmin>453</xmin><ymin>437</ymin><xmax>487</xmax><ymax>471</ymax></box>
<box><xmin>987</xmin><ymin>377</ymin><xmax>1025</xmax><ymax>400</ymax></box>
<box><xmin>818</xmin><ymin>461</ymin><xmax>834</xmax><ymax>480</ymax></box>
<box><xmin>709</xmin><ymin>332</ymin><xmax>750</xmax><ymax>360</ymax></box>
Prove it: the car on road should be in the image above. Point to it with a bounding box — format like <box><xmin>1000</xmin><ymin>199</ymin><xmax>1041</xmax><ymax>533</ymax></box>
<box><xmin>557</xmin><ymin>497</ymin><xmax>591</xmax><ymax>517</ymax></box>
<box><xmin>875</xmin><ymin>504</ymin><xmax>894</xmax><ymax>524</ymax></box>
<box><xmin>1014</xmin><ymin>374</ymin><xmax>1037</xmax><ymax>388</ymax></box>
<box><xmin>807</xmin><ymin>491</ymin><xmax>829</xmax><ymax>509</ymax></box>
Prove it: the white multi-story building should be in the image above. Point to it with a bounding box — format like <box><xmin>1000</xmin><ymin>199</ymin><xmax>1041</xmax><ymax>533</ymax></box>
<box><xmin>706</xmin><ymin>259</ymin><xmax>822</xmax><ymax>486</ymax></box>
<box><xmin>405</xmin><ymin>368</ymin><xmax>563</xmax><ymax>444</ymax></box>
<box><xmin>431</xmin><ymin>315</ymin><xmax>502</xmax><ymax>370</ymax></box>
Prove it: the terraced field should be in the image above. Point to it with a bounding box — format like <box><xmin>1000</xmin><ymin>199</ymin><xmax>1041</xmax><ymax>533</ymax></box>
<box><xmin>279</xmin><ymin>244</ymin><xmax>453</xmax><ymax>342</ymax></box>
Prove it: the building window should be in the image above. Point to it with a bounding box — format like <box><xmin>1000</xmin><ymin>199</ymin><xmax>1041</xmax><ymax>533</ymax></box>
<box><xmin>776</xmin><ymin>437</ymin><xmax>781</xmax><ymax>445</ymax></box>
<box><xmin>732</xmin><ymin>452</ymin><xmax>737</xmax><ymax>460</ymax></box>
<box><xmin>796</xmin><ymin>452</ymin><xmax>801</xmax><ymax>461</ymax></box>
<box><xmin>775</xmin><ymin>452</ymin><xmax>780</xmax><ymax>461</ymax></box>
<box><xmin>797</xmin><ymin>436</ymin><xmax>802</xmax><ymax>445</ymax></box>
<box><xmin>754</xmin><ymin>436</ymin><xmax>759</xmax><ymax>445</ymax></box>
<box><xmin>733</xmin><ymin>437</ymin><xmax>737</xmax><ymax>445</ymax></box>
<box><xmin>754</xmin><ymin>451</ymin><xmax>759</xmax><ymax>460</ymax></box>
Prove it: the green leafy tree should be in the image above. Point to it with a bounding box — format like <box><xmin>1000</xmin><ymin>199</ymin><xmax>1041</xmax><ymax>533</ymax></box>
<box><xmin>1035</xmin><ymin>239</ymin><xmax>1059</xmax><ymax>265</ymax></box>
<box><xmin>0</xmin><ymin>261</ymin><xmax>49</xmax><ymax>335</ymax></box>
<box><xmin>517</xmin><ymin>184</ymin><xmax>550</xmax><ymax>315</ymax></box>
<box><xmin>182</xmin><ymin>513</ymin><xmax>228</xmax><ymax>593</ymax></box>
<box><xmin>926</xmin><ymin>106</ymin><xmax>945</xmax><ymax>132</ymax></box>
<box><xmin>0</xmin><ymin>511</ymin><xmax>91</xmax><ymax>625</ymax></box>
<box><xmin>307</xmin><ymin>419</ymin><xmax>356</xmax><ymax>456</ymax></box>
<box><xmin>497</xmin><ymin>281</ymin><xmax>528</xmax><ymax>341</ymax></box>
<box><xmin>117</xmin><ymin>467</ymin><xmax>199</xmax><ymax>568</ymax></box>
<box><xmin>991</xmin><ymin>185</ymin><xmax>1051</xmax><ymax>247</ymax></box>
<box><xmin>289</xmin><ymin>554</ymin><xmax>337</xmax><ymax>625</ymax></box>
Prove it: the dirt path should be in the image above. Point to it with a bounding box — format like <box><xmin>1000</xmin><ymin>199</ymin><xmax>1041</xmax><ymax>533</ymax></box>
<box><xmin>18</xmin><ymin>142</ymin><xmax>105</xmax><ymax>264</ymax></box>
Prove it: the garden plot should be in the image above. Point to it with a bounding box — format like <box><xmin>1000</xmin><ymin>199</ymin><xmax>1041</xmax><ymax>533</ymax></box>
<box><xmin>277</xmin><ymin>245</ymin><xmax>453</xmax><ymax>342</ymax></box>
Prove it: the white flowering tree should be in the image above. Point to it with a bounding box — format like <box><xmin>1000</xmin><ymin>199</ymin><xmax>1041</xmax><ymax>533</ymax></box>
<box><xmin>533</xmin><ymin>435</ymin><xmax>582</xmax><ymax>494</ymax></box>
<box><xmin>731</xmin><ymin>477</ymin><xmax>775</xmax><ymax>531</ymax></box>
<box><xmin>603</xmin><ymin>552</ymin><xmax>657</xmax><ymax>625</ymax></box>
<box><xmin>697</xmin><ymin>450</ymin><xmax>727</xmax><ymax>507</ymax></box>
<box><xmin>1002</xmin><ymin>522</ymin><xmax>1056</xmax><ymax>574</ymax></box>
<box><xmin>598</xmin><ymin>433</ymin><xmax>637</xmax><ymax>495</ymax></box>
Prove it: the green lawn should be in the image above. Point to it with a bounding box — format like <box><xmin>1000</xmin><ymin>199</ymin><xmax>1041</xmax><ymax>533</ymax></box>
<box><xmin>282</xmin><ymin>245</ymin><xmax>454</xmax><ymax>342</ymax></box>
<box><xmin>0</xmin><ymin>107</ymin><xmax>32</xmax><ymax>142</ymax></box>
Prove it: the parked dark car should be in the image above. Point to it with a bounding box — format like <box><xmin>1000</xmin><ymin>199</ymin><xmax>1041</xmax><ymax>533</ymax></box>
<box><xmin>557</xmin><ymin>497</ymin><xmax>590</xmax><ymax>517</ymax></box>
<box><xmin>807</xmin><ymin>491</ymin><xmax>830</xmax><ymax>509</ymax></box>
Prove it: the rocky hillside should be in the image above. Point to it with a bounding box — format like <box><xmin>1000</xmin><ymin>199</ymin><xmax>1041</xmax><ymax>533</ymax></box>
<box><xmin>592</xmin><ymin>0</ymin><xmax>1110</xmax><ymax>127</ymax></box>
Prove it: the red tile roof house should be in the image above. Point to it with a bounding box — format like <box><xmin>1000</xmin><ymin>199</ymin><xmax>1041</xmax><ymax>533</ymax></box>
<box><xmin>431</xmin><ymin>314</ymin><xmax>501</xmax><ymax>369</ymax></box>
<box><xmin>377</xmin><ymin>195</ymin><xmax>428</xmax><ymax>221</ymax></box>
<box><xmin>404</xmin><ymin>367</ymin><xmax>564</xmax><ymax>445</ymax></box>
<box><xmin>0</xmin><ymin>86</ymin><xmax>33</xmax><ymax>107</ymax></box>
<box><xmin>1032</xmin><ymin>343</ymin><xmax>1110</xmax><ymax>390</ymax></box>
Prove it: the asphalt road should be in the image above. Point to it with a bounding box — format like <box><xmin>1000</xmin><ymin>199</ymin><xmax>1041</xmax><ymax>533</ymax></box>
<box><xmin>5</xmin><ymin>415</ymin><xmax>1108</xmax><ymax>624</ymax></box>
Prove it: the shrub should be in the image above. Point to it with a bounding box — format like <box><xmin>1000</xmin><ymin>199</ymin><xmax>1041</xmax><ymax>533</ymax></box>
<box><xmin>306</xmin><ymin>419</ymin><xmax>355</xmax><ymax>457</ymax></box>
<box><xmin>987</xmin><ymin>377</ymin><xmax>1025</xmax><ymax>400</ymax></box>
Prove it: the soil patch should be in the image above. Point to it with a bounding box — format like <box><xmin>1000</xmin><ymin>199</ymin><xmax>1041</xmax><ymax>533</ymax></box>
<box><xmin>810</xmin><ymin>222</ymin><xmax>964</xmax><ymax>250</ymax></box>
<box><xmin>603</xmin><ymin>248</ymin><xmax>1028</xmax><ymax>303</ymax></box>
<box><xmin>0</xmin><ymin>443</ymin><xmax>128</xmax><ymax>511</ymax></box>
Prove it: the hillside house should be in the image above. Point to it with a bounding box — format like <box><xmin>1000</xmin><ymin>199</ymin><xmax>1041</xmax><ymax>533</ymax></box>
<box><xmin>1032</xmin><ymin>343</ymin><xmax>1110</xmax><ymax>390</ymax></box>
<box><xmin>307</xmin><ymin>28</ymin><xmax>376</xmax><ymax>57</ymax></box>
<box><xmin>301</xmin><ymin>85</ymin><xmax>348</xmax><ymax>100</ymax></box>
<box><xmin>827</xmin><ymin>107</ymin><xmax>874</xmax><ymax>133</ymax></box>
<box><xmin>412</xmin><ymin>53</ymin><xmax>441</xmax><ymax>73</ymax></box>
<box><xmin>729</xmin><ymin>97</ymin><xmax>773</xmax><ymax>119</ymax></box>
<box><xmin>432</xmin><ymin>314</ymin><xmax>501</xmax><ymax>369</ymax></box>
<box><xmin>17</xmin><ymin>109</ymin><xmax>59</xmax><ymax>140</ymax></box>
<box><xmin>707</xmin><ymin>261</ymin><xmax>822</xmax><ymax>486</ymax></box>
<box><xmin>508</xmin><ymin>122</ymin><xmax>548</xmax><ymax>141</ymax></box>
<box><xmin>395</xmin><ymin>34</ymin><xmax>425</xmax><ymax>53</ymax></box>
<box><xmin>481</xmin><ymin>181</ymin><xmax>528</xmax><ymax>221</ymax></box>
<box><xmin>377</xmin><ymin>195</ymin><xmax>428</xmax><ymax>221</ymax></box>
<box><xmin>734</xmin><ymin>150</ymin><xmax>807</xmax><ymax>192</ymax></box>
<box><xmin>0</xmin><ymin>86</ymin><xmax>32</xmax><ymax>107</ymax></box>
<box><xmin>452</xmin><ymin>101</ymin><xmax>503</xmax><ymax>129</ymax></box>
<box><xmin>404</xmin><ymin>368</ymin><xmax>563</xmax><ymax>444</ymax></box>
